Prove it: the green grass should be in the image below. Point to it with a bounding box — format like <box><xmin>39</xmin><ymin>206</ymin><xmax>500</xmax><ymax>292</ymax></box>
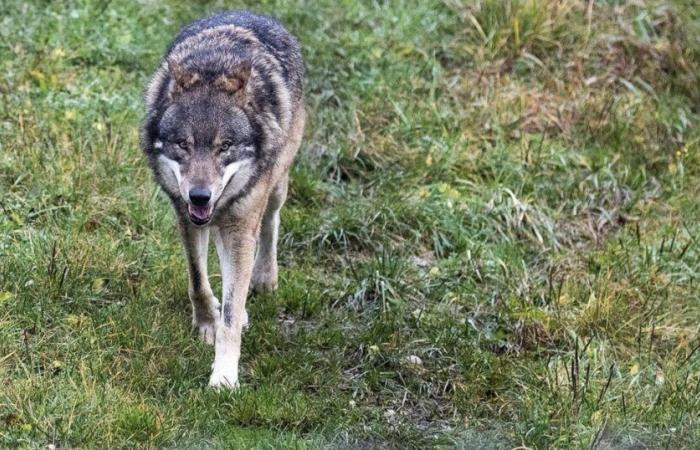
<box><xmin>1</xmin><ymin>0</ymin><xmax>699</xmax><ymax>447</ymax></box>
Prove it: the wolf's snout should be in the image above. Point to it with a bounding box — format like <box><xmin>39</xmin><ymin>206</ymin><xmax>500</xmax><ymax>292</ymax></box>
<box><xmin>189</xmin><ymin>187</ymin><xmax>212</xmax><ymax>206</ymax></box>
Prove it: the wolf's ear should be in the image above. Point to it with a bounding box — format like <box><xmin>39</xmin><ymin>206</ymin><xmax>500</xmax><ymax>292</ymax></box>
<box><xmin>168</xmin><ymin>58</ymin><xmax>200</xmax><ymax>94</ymax></box>
<box><xmin>214</xmin><ymin>61</ymin><xmax>252</xmax><ymax>103</ymax></box>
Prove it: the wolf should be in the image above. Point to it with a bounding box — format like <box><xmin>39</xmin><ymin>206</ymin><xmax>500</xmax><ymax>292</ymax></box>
<box><xmin>140</xmin><ymin>11</ymin><xmax>304</xmax><ymax>388</ymax></box>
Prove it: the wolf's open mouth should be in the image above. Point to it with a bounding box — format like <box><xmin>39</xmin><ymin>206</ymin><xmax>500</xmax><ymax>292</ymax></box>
<box><xmin>188</xmin><ymin>204</ymin><xmax>213</xmax><ymax>225</ymax></box>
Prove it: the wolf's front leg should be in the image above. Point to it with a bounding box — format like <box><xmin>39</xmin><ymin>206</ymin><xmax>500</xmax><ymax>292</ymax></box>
<box><xmin>180</xmin><ymin>220</ymin><xmax>220</xmax><ymax>345</ymax></box>
<box><xmin>210</xmin><ymin>224</ymin><xmax>257</xmax><ymax>388</ymax></box>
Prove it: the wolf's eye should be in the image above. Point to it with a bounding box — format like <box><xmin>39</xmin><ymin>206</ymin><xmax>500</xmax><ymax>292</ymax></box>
<box><xmin>220</xmin><ymin>141</ymin><xmax>233</xmax><ymax>152</ymax></box>
<box><xmin>177</xmin><ymin>140</ymin><xmax>188</xmax><ymax>150</ymax></box>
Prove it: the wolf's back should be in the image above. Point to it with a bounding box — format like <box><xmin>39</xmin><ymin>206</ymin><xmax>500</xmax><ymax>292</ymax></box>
<box><xmin>166</xmin><ymin>11</ymin><xmax>303</xmax><ymax>102</ymax></box>
<box><xmin>143</xmin><ymin>11</ymin><xmax>304</xmax><ymax>157</ymax></box>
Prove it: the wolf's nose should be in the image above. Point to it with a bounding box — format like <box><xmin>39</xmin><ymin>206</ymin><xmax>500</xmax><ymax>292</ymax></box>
<box><xmin>189</xmin><ymin>187</ymin><xmax>211</xmax><ymax>206</ymax></box>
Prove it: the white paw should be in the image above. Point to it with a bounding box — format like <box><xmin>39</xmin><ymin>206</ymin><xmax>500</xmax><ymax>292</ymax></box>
<box><xmin>242</xmin><ymin>309</ymin><xmax>249</xmax><ymax>330</ymax></box>
<box><xmin>251</xmin><ymin>268</ymin><xmax>278</xmax><ymax>292</ymax></box>
<box><xmin>195</xmin><ymin>320</ymin><xmax>216</xmax><ymax>345</ymax></box>
<box><xmin>208</xmin><ymin>367</ymin><xmax>239</xmax><ymax>389</ymax></box>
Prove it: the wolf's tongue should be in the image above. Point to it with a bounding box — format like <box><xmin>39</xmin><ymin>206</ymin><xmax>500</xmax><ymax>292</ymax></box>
<box><xmin>189</xmin><ymin>205</ymin><xmax>211</xmax><ymax>220</ymax></box>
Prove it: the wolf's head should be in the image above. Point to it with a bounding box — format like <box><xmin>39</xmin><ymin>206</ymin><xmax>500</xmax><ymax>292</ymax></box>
<box><xmin>152</xmin><ymin>59</ymin><xmax>257</xmax><ymax>225</ymax></box>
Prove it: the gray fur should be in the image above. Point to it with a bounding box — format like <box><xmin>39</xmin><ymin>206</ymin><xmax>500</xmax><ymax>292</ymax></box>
<box><xmin>140</xmin><ymin>10</ymin><xmax>305</xmax><ymax>388</ymax></box>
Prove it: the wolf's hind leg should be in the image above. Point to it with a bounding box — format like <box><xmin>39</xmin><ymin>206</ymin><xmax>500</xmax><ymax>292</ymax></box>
<box><xmin>180</xmin><ymin>221</ymin><xmax>219</xmax><ymax>345</ymax></box>
<box><xmin>252</xmin><ymin>174</ymin><xmax>288</xmax><ymax>292</ymax></box>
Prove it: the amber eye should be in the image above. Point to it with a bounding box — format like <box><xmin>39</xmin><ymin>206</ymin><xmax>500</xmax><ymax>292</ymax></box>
<box><xmin>220</xmin><ymin>141</ymin><xmax>232</xmax><ymax>152</ymax></box>
<box><xmin>177</xmin><ymin>140</ymin><xmax>188</xmax><ymax>150</ymax></box>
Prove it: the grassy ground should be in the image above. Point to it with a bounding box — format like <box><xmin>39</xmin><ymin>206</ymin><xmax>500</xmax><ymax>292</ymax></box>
<box><xmin>1</xmin><ymin>0</ymin><xmax>699</xmax><ymax>448</ymax></box>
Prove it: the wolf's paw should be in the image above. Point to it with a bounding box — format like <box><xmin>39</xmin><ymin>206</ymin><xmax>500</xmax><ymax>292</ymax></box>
<box><xmin>251</xmin><ymin>269</ymin><xmax>278</xmax><ymax>292</ymax></box>
<box><xmin>208</xmin><ymin>366</ymin><xmax>239</xmax><ymax>389</ymax></box>
<box><xmin>194</xmin><ymin>319</ymin><xmax>217</xmax><ymax>345</ymax></box>
<box><xmin>241</xmin><ymin>308</ymin><xmax>249</xmax><ymax>330</ymax></box>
